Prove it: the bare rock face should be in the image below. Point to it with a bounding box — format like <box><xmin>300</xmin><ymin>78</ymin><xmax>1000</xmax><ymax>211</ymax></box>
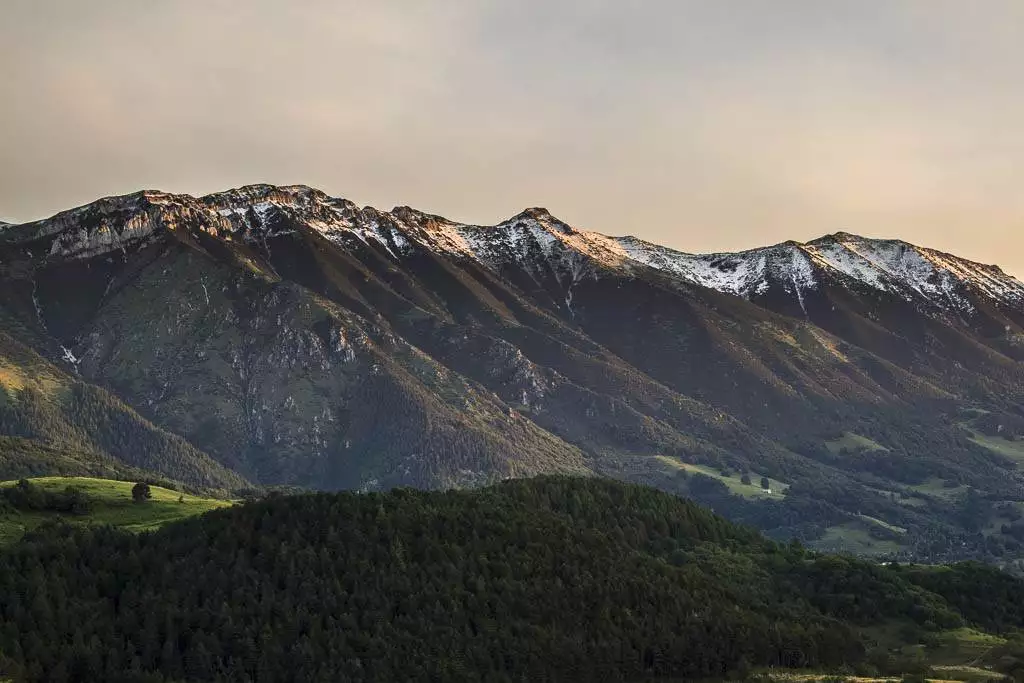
<box><xmin>3</xmin><ymin>183</ymin><xmax>1024</xmax><ymax>561</ymax></box>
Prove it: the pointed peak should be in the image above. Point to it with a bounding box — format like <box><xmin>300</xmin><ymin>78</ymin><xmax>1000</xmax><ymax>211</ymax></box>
<box><xmin>826</xmin><ymin>231</ymin><xmax>860</xmax><ymax>240</ymax></box>
<box><xmin>807</xmin><ymin>231</ymin><xmax>913</xmax><ymax>248</ymax></box>
<box><xmin>390</xmin><ymin>205</ymin><xmax>451</xmax><ymax>225</ymax></box>
<box><xmin>84</xmin><ymin>189</ymin><xmax>173</xmax><ymax>206</ymax></box>
<box><xmin>518</xmin><ymin>207</ymin><xmax>553</xmax><ymax>220</ymax></box>
<box><xmin>505</xmin><ymin>207</ymin><xmax>574</xmax><ymax>234</ymax></box>
<box><xmin>201</xmin><ymin>183</ymin><xmax>328</xmax><ymax>204</ymax></box>
<box><xmin>806</xmin><ymin>231</ymin><xmax>855</xmax><ymax>246</ymax></box>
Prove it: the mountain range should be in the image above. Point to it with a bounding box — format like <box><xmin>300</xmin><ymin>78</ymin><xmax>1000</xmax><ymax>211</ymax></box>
<box><xmin>2</xmin><ymin>184</ymin><xmax>1023</xmax><ymax>562</ymax></box>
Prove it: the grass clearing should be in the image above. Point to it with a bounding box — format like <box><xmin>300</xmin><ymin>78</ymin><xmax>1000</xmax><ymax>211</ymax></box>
<box><xmin>909</xmin><ymin>478</ymin><xmax>968</xmax><ymax>501</ymax></box>
<box><xmin>768</xmin><ymin>676</ymin><xmax>999</xmax><ymax>682</ymax></box>
<box><xmin>824</xmin><ymin>432</ymin><xmax>888</xmax><ymax>455</ymax></box>
<box><xmin>857</xmin><ymin>514</ymin><xmax>907</xmax><ymax>535</ymax></box>
<box><xmin>655</xmin><ymin>456</ymin><xmax>788</xmax><ymax>499</ymax></box>
<box><xmin>930</xmin><ymin>666</ymin><xmax>1006</xmax><ymax>682</ymax></box>
<box><xmin>961</xmin><ymin>407</ymin><xmax>992</xmax><ymax>417</ymax></box>
<box><xmin>964</xmin><ymin>429</ymin><xmax>1024</xmax><ymax>466</ymax></box>
<box><xmin>0</xmin><ymin>476</ymin><xmax>232</xmax><ymax>545</ymax></box>
<box><xmin>747</xmin><ymin>662</ymin><xmax>1003</xmax><ymax>682</ymax></box>
<box><xmin>927</xmin><ymin>628</ymin><xmax>1007</xmax><ymax>667</ymax></box>
<box><xmin>813</xmin><ymin>523</ymin><xmax>903</xmax><ymax>556</ymax></box>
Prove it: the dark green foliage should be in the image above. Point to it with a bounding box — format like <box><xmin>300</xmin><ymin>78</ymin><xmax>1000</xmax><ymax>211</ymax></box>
<box><xmin>899</xmin><ymin>674</ymin><xmax>929</xmax><ymax>683</ymax></box>
<box><xmin>0</xmin><ymin>478</ymin><xmax>92</xmax><ymax>515</ymax></box>
<box><xmin>785</xmin><ymin>554</ymin><xmax>961</xmax><ymax>628</ymax></box>
<box><xmin>0</xmin><ymin>382</ymin><xmax>246</xmax><ymax>492</ymax></box>
<box><xmin>985</xmin><ymin>635</ymin><xmax>1024</xmax><ymax>681</ymax></box>
<box><xmin>900</xmin><ymin>561</ymin><xmax>1024</xmax><ymax>633</ymax></box>
<box><xmin>0</xmin><ymin>435</ymin><xmax>153</xmax><ymax>482</ymax></box>
<box><xmin>132</xmin><ymin>481</ymin><xmax>152</xmax><ymax>503</ymax></box>
<box><xmin>0</xmin><ymin>477</ymin><xmax>1019</xmax><ymax>682</ymax></box>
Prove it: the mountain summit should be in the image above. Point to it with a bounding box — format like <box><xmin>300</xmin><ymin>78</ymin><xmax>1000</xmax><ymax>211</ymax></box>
<box><xmin>12</xmin><ymin>184</ymin><xmax>1023</xmax><ymax>318</ymax></box>
<box><xmin>619</xmin><ymin>232</ymin><xmax>1024</xmax><ymax>316</ymax></box>
<box><xmin>2</xmin><ymin>184</ymin><xmax>1024</xmax><ymax>563</ymax></box>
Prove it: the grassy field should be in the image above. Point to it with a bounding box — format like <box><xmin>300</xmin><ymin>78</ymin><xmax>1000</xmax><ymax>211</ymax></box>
<box><xmin>857</xmin><ymin>514</ymin><xmax>907</xmax><ymax>535</ymax></box>
<box><xmin>812</xmin><ymin>522</ymin><xmax>904</xmax><ymax>556</ymax></box>
<box><xmin>762</xmin><ymin>626</ymin><xmax>1009</xmax><ymax>682</ymax></box>
<box><xmin>766</xmin><ymin>675</ymin><xmax>1002</xmax><ymax>682</ymax></box>
<box><xmin>909</xmin><ymin>477</ymin><xmax>968</xmax><ymax>501</ymax></box>
<box><xmin>965</xmin><ymin>429</ymin><xmax>1024</xmax><ymax>465</ymax></box>
<box><xmin>655</xmin><ymin>456</ymin><xmax>789</xmax><ymax>499</ymax></box>
<box><xmin>0</xmin><ymin>476</ymin><xmax>232</xmax><ymax>545</ymax></box>
<box><xmin>927</xmin><ymin>628</ymin><xmax>1006</xmax><ymax>667</ymax></box>
<box><xmin>824</xmin><ymin>432</ymin><xmax>889</xmax><ymax>455</ymax></box>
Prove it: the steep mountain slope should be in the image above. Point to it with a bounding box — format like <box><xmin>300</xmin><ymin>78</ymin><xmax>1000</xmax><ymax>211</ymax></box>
<box><xmin>0</xmin><ymin>189</ymin><xmax>593</xmax><ymax>490</ymax></box>
<box><xmin>2</xmin><ymin>184</ymin><xmax>1024</xmax><ymax>561</ymax></box>
<box><xmin>0</xmin><ymin>307</ymin><xmax>246</xmax><ymax>491</ymax></box>
<box><xmin>619</xmin><ymin>233</ymin><xmax>1024</xmax><ymax>405</ymax></box>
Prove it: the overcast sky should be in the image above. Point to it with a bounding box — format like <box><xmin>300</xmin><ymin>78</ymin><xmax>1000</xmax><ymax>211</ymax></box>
<box><xmin>3</xmin><ymin>1</ymin><xmax>1023</xmax><ymax>273</ymax></box>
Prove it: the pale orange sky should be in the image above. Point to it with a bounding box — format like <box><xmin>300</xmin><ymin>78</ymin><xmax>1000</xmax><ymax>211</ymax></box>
<box><xmin>2</xmin><ymin>1</ymin><xmax>1023</xmax><ymax>275</ymax></box>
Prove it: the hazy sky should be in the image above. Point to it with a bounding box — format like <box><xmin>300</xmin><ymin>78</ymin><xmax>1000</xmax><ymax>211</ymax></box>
<box><xmin>3</xmin><ymin>1</ymin><xmax>1023</xmax><ymax>274</ymax></box>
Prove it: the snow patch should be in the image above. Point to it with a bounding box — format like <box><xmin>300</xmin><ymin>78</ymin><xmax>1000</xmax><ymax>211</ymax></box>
<box><xmin>618</xmin><ymin>232</ymin><xmax>1024</xmax><ymax>315</ymax></box>
<box><xmin>13</xmin><ymin>183</ymin><xmax>1023</xmax><ymax>323</ymax></box>
<box><xmin>60</xmin><ymin>346</ymin><xmax>81</xmax><ymax>372</ymax></box>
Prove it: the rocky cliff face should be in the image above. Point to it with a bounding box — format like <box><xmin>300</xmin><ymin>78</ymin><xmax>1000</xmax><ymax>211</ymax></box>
<box><xmin>3</xmin><ymin>184</ymin><xmax>1024</xmax><ymax>560</ymax></box>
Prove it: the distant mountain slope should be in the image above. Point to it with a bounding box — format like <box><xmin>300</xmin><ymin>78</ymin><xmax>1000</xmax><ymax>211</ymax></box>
<box><xmin>619</xmin><ymin>233</ymin><xmax>1024</xmax><ymax>402</ymax></box>
<box><xmin>1</xmin><ymin>184</ymin><xmax>1024</xmax><ymax>562</ymax></box>
<box><xmin>0</xmin><ymin>314</ymin><xmax>246</xmax><ymax>492</ymax></box>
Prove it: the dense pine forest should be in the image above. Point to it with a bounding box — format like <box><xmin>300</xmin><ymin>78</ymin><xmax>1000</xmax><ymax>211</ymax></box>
<box><xmin>0</xmin><ymin>476</ymin><xmax>1023</xmax><ymax>682</ymax></box>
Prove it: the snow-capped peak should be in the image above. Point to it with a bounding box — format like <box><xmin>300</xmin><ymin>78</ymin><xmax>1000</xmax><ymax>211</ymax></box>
<box><xmin>382</xmin><ymin>203</ymin><xmax>628</xmax><ymax>273</ymax></box>
<box><xmin>617</xmin><ymin>232</ymin><xmax>1024</xmax><ymax>314</ymax></box>
<box><xmin>506</xmin><ymin>207</ymin><xmax>573</xmax><ymax>233</ymax></box>
<box><xmin>7</xmin><ymin>185</ymin><xmax>1021</xmax><ymax>318</ymax></box>
<box><xmin>202</xmin><ymin>183</ymin><xmax>337</xmax><ymax>214</ymax></box>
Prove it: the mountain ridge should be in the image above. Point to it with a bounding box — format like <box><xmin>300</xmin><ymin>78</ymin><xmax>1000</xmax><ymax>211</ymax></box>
<box><xmin>618</xmin><ymin>231</ymin><xmax>1024</xmax><ymax>313</ymax></box>
<box><xmin>6</xmin><ymin>183</ymin><xmax>1020</xmax><ymax>295</ymax></box>
<box><xmin>2</xmin><ymin>183</ymin><xmax>1024</xmax><ymax>564</ymax></box>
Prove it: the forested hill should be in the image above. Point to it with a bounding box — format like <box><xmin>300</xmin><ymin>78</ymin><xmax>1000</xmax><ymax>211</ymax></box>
<box><xmin>1</xmin><ymin>476</ymin><xmax>1023</xmax><ymax>682</ymax></box>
